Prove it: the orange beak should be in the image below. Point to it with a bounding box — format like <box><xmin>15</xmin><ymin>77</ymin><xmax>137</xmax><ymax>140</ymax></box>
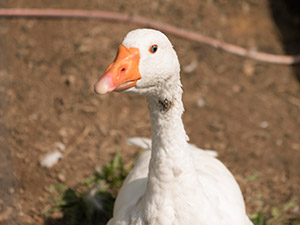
<box><xmin>94</xmin><ymin>45</ymin><xmax>141</xmax><ymax>94</ymax></box>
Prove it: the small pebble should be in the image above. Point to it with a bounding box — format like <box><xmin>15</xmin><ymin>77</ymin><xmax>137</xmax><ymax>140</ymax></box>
<box><xmin>196</xmin><ymin>98</ymin><xmax>206</xmax><ymax>108</ymax></box>
<box><xmin>291</xmin><ymin>205</ymin><xmax>299</xmax><ymax>214</ymax></box>
<box><xmin>8</xmin><ymin>188</ymin><xmax>15</xmax><ymax>194</ymax></box>
<box><xmin>260</xmin><ymin>121</ymin><xmax>269</xmax><ymax>129</ymax></box>
<box><xmin>57</xmin><ymin>173</ymin><xmax>66</xmax><ymax>182</ymax></box>
<box><xmin>78</xmin><ymin>38</ymin><xmax>93</xmax><ymax>53</ymax></box>
<box><xmin>29</xmin><ymin>114</ymin><xmax>39</xmax><ymax>121</ymax></box>
<box><xmin>55</xmin><ymin>142</ymin><xmax>66</xmax><ymax>151</ymax></box>
<box><xmin>232</xmin><ymin>85</ymin><xmax>241</xmax><ymax>93</ymax></box>
<box><xmin>243</xmin><ymin>60</ymin><xmax>255</xmax><ymax>77</ymax></box>
<box><xmin>19</xmin><ymin>188</ymin><xmax>24</xmax><ymax>194</ymax></box>
<box><xmin>276</xmin><ymin>139</ymin><xmax>283</xmax><ymax>146</ymax></box>
<box><xmin>59</xmin><ymin>128</ymin><xmax>68</xmax><ymax>138</ymax></box>
<box><xmin>65</xmin><ymin>75</ymin><xmax>76</xmax><ymax>86</ymax></box>
<box><xmin>242</xmin><ymin>2</ymin><xmax>250</xmax><ymax>14</ymax></box>
<box><xmin>291</xmin><ymin>143</ymin><xmax>300</xmax><ymax>151</ymax></box>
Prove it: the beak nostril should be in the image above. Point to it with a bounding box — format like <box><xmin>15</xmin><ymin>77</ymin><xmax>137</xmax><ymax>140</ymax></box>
<box><xmin>117</xmin><ymin>67</ymin><xmax>126</xmax><ymax>80</ymax></box>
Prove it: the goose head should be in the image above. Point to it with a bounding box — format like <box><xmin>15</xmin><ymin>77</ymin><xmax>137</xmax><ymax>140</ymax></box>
<box><xmin>94</xmin><ymin>29</ymin><xmax>180</xmax><ymax>96</ymax></box>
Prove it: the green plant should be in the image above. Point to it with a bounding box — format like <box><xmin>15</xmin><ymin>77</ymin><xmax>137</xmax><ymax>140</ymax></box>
<box><xmin>249</xmin><ymin>199</ymin><xmax>300</xmax><ymax>225</ymax></box>
<box><xmin>250</xmin><ymin>212</ymin><xmax>267</xmax><ymax>225</ymax></box>
<box><xmin>45</xmin><ymin>152</ymin><xmax>130</xmax><ymax>225</ymax></box>
<box><xmin>95</xmin><ymin>151</ymin><xmax>129</xmax><ymax>196</ymax></box>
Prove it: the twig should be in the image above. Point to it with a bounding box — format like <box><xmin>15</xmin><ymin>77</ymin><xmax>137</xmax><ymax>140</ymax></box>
<box><xmin>64</xmin><ymin>126</ymin><xmax>91</xmax><ymax>157</ymax></box>
<box><xmin>0</xmin><ymin>8</ymin><xmax>300</xmax><ymax>65</ymax></box>
<box><xmin>285</xmin><ymin>95</ymin><xmax>300</xmax><ymax>108</ymax></box>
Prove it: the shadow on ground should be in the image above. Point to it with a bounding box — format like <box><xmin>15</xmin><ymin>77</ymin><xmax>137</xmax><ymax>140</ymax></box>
<box><xmin>269</xmin><ymin>0</ymin><xmax>300</xmax><ymax>82</ymax></box>
<box><xmin>44</xmin><ymin>190</ymin><xmax>114</xmax><ymax>225</ymax></box>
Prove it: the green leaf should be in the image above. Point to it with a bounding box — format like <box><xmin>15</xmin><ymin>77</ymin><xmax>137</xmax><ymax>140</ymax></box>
<box><xmin>271</xmin><ymin>206</ymin><xmax>280</xmax><ymax>218</ymax></box>
<box><xmin>250</xmin><ymin>212</ymin><xmax>266</xmax><ymax>225</ymax></box>
<box><xmin>245</xmin><ymin>172</ymin><xmax>259</xmax><ymax>182</ymax></box>
<box><xmin>283</xmin><ymin>200</ymin><xmax>297</xmax><ymax>212</ymax></box>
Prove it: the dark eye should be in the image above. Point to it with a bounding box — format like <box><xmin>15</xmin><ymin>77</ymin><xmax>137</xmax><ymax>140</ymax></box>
<box><xmin>149</xmin><ymin>44</ymin><xmax>158</xmax><ymax>54</ymax></box>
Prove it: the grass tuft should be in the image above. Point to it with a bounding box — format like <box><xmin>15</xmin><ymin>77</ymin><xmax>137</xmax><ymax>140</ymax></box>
<box><xmin>45</xmin><ymin>152</ymin><xmax>129</xmax><ymax>225</ymax></box>
<box><xmin>250</xmin><ymin>212</ymin><xmax>267</xmax><ymax>225</ymax></box>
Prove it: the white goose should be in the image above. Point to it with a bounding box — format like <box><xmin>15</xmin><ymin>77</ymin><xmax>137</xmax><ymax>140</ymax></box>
<box><xmin>94</xmin><ymin>29</ymin><xmax>253</xmax><ymax>225</ymax></box>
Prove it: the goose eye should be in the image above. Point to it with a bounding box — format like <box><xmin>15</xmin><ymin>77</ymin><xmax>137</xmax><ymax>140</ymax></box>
<box><xmin>149</xmin><ymin>44</ymin><xmax>158</xmax><ymax>54</ymax></box>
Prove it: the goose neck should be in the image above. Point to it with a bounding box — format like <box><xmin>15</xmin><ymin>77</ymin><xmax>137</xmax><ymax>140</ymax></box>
<box><xmin>146</xmin><ymin>85</ymin><xmax>188</xmax><ymax>151</ymax></box>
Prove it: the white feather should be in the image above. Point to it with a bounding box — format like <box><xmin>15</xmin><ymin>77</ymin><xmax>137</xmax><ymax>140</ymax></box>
<box><xmin>40</xmin><ymin>150</ymin><xmax>63</xmax><ymax>168</ymax></box>
<box><xmin>127</xmin><ymin>137</ymin><xmax>152</xmax><ymax>150</ymax></box>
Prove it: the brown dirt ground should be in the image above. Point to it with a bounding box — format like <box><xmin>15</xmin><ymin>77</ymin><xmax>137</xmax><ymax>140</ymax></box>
<box><xmin>0</xmin><ymin>0</ymin><xmax>300</xmax><ymax>224</ymax></box>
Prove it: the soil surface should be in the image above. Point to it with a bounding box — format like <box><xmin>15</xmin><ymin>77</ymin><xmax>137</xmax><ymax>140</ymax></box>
<box><xmin>0</xmin><ymin>0</ymin><xmax>300</xmax><ymax>224</ymax></box>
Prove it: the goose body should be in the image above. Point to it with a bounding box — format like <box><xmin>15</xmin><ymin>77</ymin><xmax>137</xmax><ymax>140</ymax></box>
<box><xmin>94</xmin><ymin>29</ymin><xmax>252</xmax><ymax>225</ymax></box>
